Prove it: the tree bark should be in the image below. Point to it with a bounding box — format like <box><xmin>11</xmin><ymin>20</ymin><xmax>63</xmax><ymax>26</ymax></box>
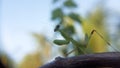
<box><xmin>40</xmin><ymin>52</ymin><xmax>120</xmax><ymax>68</ymax></box>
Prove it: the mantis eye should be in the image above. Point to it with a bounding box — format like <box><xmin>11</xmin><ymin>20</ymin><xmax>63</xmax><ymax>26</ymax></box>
<box><xmin>54</xmin><ymin>25</ymin><xmax>60</xmax><ymax>32</ymax></box>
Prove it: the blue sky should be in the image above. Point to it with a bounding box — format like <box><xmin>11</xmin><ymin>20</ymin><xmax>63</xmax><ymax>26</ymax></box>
<box><xmin>1</xmin><ymin>0</ymin><xmax>54</xmax><ymax>62</ymax></box>
<box><xmin>1</xmin><ymin>0</ymin><xmax>120</xmax><ymax>63</ymax></box>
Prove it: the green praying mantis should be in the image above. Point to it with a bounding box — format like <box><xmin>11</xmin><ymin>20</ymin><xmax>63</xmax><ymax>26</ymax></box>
<box><xmin>53</xmin><ymin>25</ymin><xmax>118</xmax><ymax>55</ymax></box>
<box><xmin>40</xmin><ymin>25</ymin><xmax>120</xmax><ymax>68</ymax></box>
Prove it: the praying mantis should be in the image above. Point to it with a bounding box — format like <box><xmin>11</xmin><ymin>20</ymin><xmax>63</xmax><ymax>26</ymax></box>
<box><xmin>53</xmin><ymin>25</ymin><xmax>118</xmax><ymax>55</ymax></box>
<box><xmin>40</xmin><ymin>25</ymin><xmax>120</xmax><ymax>68</ymax></box>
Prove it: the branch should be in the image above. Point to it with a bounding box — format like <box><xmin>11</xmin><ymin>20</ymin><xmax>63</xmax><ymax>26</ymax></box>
<box><xmin>40</xmin><ymin>52</ymin><xmax>120</xmax><ymax>68</ymax></box>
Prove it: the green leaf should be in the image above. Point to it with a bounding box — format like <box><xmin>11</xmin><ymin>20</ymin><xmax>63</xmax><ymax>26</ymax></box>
<box><xmin>53</xmin><ymin>40</ymin><xmax>70</xmax><ymax>45</ymax></box>
<box><xmin>52</xmin><ymin>8</ymin><xmax>64</xmax><ymax>20</ymax></box>
<box><xmin>64</xmin><ymin>0</ymin><xmax>77</xmax><ymax>8</ymax></box>
<box><xmin>69</xmin><ymin>13</ymin><xmax>81</xmax><ymax>23</ymax></box>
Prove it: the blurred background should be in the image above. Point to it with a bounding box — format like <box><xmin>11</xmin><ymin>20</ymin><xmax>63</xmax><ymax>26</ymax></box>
<box><xmin>1</xmin><ymin>0</ymin><xmax>120</xmax><ymax>68</ymax></box>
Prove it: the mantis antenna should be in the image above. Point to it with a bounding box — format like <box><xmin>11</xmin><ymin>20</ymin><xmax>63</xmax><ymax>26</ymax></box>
<box><xmin>88</xmin><ymin>29</ymin><xmax>118</xmax><ymax>52</ymax></box>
